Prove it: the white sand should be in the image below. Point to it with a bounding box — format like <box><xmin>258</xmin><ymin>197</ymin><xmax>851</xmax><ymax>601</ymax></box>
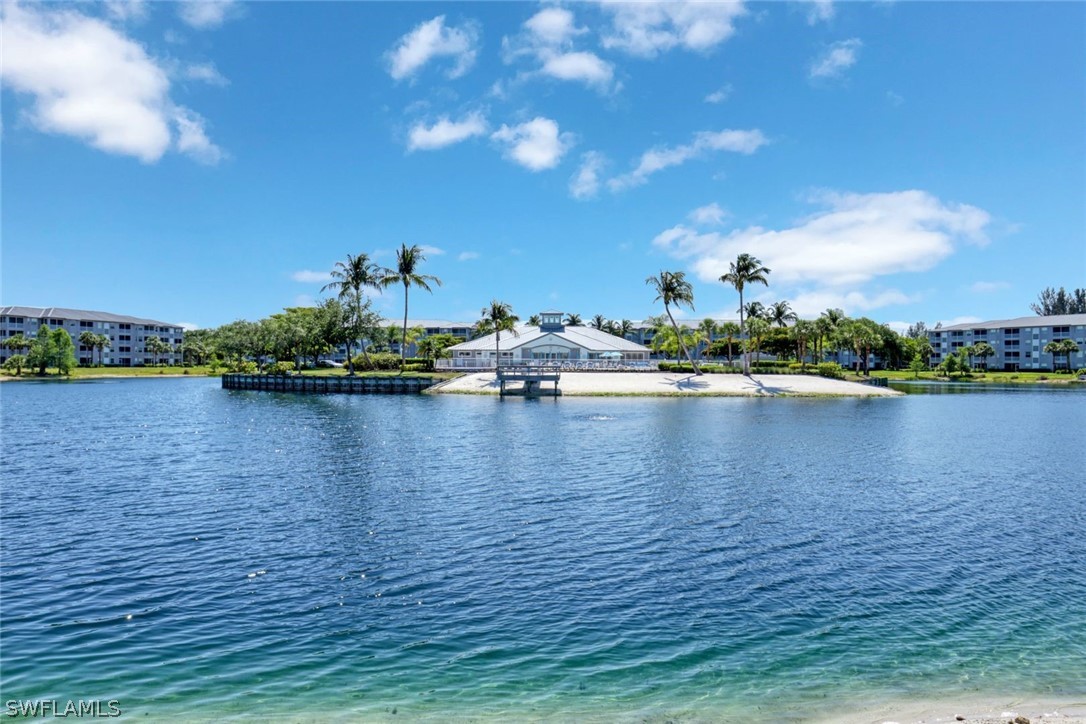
<box><xmin>822</xmin><ymin>697</ymin><xmax>1086</xmax><ymax>724</ymax></box>
<box><xmin>434</xmin><ymin>371</ymin><xmax>901</xmax><ymax>397</ymax></box>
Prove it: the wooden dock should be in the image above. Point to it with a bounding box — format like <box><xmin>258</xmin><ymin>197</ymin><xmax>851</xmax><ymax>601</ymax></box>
<box><xmin>222</xmin><ymin>373</ymin><xmax>436</xmax><ymax>395</ymax></box>
<box><xmin>497</xmin><ymin>367</ymin><xmax>561</xmax><ymax>397</ymax></box>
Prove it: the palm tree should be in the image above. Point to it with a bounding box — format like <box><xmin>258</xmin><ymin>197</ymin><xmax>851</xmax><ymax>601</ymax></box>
<box><xmin>589</xmin><ymin>314</ymin><xmax>608</xmax><ymax>330</ymax></box>
<box><xmin>78</xmin><ymin>331</ymin><xmax>97</xmax><ymax>366</ymax></box>
<box><xmin>527</xmin><ymin>314</ymin><xmax>542</xmax><ymax>326</ymax></box>
<box><xmin>563</xmin><ymin>313</ymin><xmax>583</xmax><ymax>326</ymax></box>
<box><xmin>322</xmin><ymin>252</ymin><xmax>384</xmax><ymax>375</ymax></box>
<box><xmin>477</xmin><ymin>300</ymin><xmax>519</xmax><ymax>371</ymax></box>
<box><xmin>646</xmin><ymin>270</ymin><xmax>701</xmax><ymax>375</ymax></box>
<box><xmin>94</xmin><ymin>334</ymin><xmax>111</xmax><ymax>366</ymax></box>
<box><xmin>380</xmin><ymin>244</ymin><xmax>442</xmax><ymax>373</ymax></box>
<box><xmin>697</xmin><ymin>318</ymin><xmax>718</xmax><ymax>359</ymax></box>
<box><xmin>745</xmin><ymin>317</ymin><xmax>771</xmax><ymax>369</ymax></box>
<box><xmin>743</xmin><ymin>301</ymin><xmax>767</xmax><ymax>322</ymax></box>
<box><xmin>617</xmin><ymin>319</ymin><xmax>634</xmax><ymax>340</ymax></box>
<box><xmin>719</xmin><ymin>253</ymin><xmax>771</xmax><ymax>375</ymax></box>
<box><xmin>791</xmin><ymin>319</ymin><xmax>816</xmax><ymax>366</ymax></box>
<box><xmin>1045</xmin><ymin>339</ymin><xmax>1079</xmax><ymax>371</ymax></box>
<box><xmin>769</xmin><ymin>301</ymin><xmax>797</xmax><ymax>328</ymax></box>
<box><xmin>716</xmin><ymin>321</ymin><xmax>741</xmax><ymax>366</ymax></box>
<box><xmin>971</xmin><ymin>341</ymin><xmax>995</xmax><ymax>370</ymax></box>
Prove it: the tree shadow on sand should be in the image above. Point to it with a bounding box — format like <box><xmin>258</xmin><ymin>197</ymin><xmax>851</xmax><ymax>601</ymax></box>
<box><xmin>740</xmin><ymin>375</ymin><xmax>791</xmax><ymax>396</ymax></box>
<box><xmin>663</xmin><ymin>374</ymin><xmax>711</xmax><ymax>391</ymax></box>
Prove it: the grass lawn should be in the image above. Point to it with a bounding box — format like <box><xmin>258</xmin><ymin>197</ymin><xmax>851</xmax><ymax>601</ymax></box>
<box><xmin>1</xmin><ymin>365</ymin><xmax>459</xmax><ymax>381</ymax></box>
<box><xmin>845</xmin><ymin>369</ymin><xmax>1084</xmax><ymax>385</ymax></box>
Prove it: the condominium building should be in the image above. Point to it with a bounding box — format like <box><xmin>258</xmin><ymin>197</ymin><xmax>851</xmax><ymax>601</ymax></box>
<box><xmin>928</xmin><ymin>314</ymin><xmax>1086</xmax><ymax>371</ymax></box>
<box><xmin>0</xmin><ymin>306</ymin><xmax>185</xmax><ymax>367</ymax></box>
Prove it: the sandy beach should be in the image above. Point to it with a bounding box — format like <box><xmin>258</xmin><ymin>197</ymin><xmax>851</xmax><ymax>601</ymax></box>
<box><xmin>434</xmin><ymin>371</ymin><xmax>903</xmax><ymax>397</ymax></box>
<box><xmin>823</xmin><ymin>697</ymin><xmax>1086</xmax><ymax>724</ymax></box>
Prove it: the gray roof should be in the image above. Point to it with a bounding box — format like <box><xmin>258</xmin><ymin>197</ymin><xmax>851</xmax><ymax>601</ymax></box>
<box><xmin>449</xmin><ymin>324</ymin><xmax>651</xmax><ymax>353</ymax></box>
<box><xmin>937</xmin><ymin>313</ymin><xmax>1086</xmax><ymax>332</ymax></box>
<box><xmin>0</xmin><ymin>306</ymin><xmax>182</xmax><ymax>328</ymax></box>
<box><xmin>387</xmin><ymin>318</ymin><xmax>473</xmax><ymax>329</ymax></box>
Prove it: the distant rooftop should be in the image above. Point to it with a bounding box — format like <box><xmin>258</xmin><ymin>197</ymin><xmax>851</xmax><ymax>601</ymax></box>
<box><xmin>936</xmin><ymin>313</ymin><xmax>1086</xmax><ymax>332</ymax></box>
<box><xmin>0</xmin><ymin>306</ymin><xmax>182</xmax><ymax>328</ymax></box>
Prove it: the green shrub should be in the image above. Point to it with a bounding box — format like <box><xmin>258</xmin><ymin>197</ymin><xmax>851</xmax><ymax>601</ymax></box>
<box><xmin>267</xmin><ymin>361</ymin><xmax>295</xmax><ymax>376</ymax></box>
<box><xmin>230</xmin><ymin>360</ymin><xmax>259</xmax><ymax>374</ymax></box>
<box><xmin>403</xmin><ymin>363</ymin><xmax>428</xmax><ymax>372</ymax></box>
<box><xmin>816</xmin><ymin>362</ymin><xmax>844</xmax><ymax>379</ymax></box>
<box><xmin>657</xmin><ymin>361</ymin><xmax>674</xmax><ymax>371</ymax></box>
<box><xmin>351</xmin><ymin>352</ymin><xmax>401</xmax><ymax>371</ymax></box>
<box><xmin>1038</xmin><ymin>375</ymin><xmax>1049</xmax><ymax>381</ymax></box>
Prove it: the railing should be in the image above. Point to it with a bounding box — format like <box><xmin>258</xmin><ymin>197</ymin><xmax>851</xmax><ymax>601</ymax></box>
<box><xmin>436</xmin><ymin>359</ymin><xmax>654</xmax><ymax>371</ymax></box>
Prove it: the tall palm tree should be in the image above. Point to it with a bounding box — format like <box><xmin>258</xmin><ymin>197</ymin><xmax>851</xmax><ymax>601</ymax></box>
<box><xmin>94</xmin><ymin>334</ymin><xmax>111</xmax><ymax>366</ymax></box>
<box><xmin>743</xmin><ymin>301</ymin><xmax>768</xmax><ymax>322</ymax></box>
<box><xmin>477</xmin><ymin>300</ymin><xmax>519</xmax><ymax>371</ymax></box>
<box><xmin>745</xmin><ymin>317</ymin><xmax>771</xmax><ymax>369</ymax></box>
<box><xmin>720</xmin><ymin>253</ymin><xmax>771</xmax><ymax>374</ymax></box>
<box><xmin>697</xmin><ymin>318</ymin><xmax>718</xmax><ymax>359</ymax></box>
<box><xmin>322</xmin><ymin>253</ymin><xmax>383</xmax><ymax>374</ymax></box>
<box><xmin>717</xmin><ymin>321</ymin><xmax>741</xmax><ymax>366</ymax></box>
<box><xmin>380</xmin><ymin>244</ymin><xmax>442</xmax><ymax>373</ymax></box>
<box><xmin>769</xmin><ymin>301</ymin><xmax>797</xmax><ymax>328</ymax></box>
<box><xmin>791</xmin><ymin>319</ymin><xmax>816</xmax><ymax>366</ymax></box>
<box><xmin>590</xmin><ymin>314</ymin><xmax>608</xmax><ymax>330</ymax></box>
<box><xmin>646</xmin><ymin>270</ymin><xmax>701</xmax><ymax>375</ymax></box>
<box><xmin>78</xmin><ymin>331</ymin><xmax>97</xmax><ymax>366</ymax></box>
<box><xmin>563</xmin><ymin>313</ymin><xmax>583</xmax><ymax>326</ymax></box>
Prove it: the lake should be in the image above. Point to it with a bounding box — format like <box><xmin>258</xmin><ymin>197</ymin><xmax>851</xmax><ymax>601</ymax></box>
<box><xmin>1</xmin><ymin>378</ymin><xmax>1083</xmax><ymax>721</ymax></box>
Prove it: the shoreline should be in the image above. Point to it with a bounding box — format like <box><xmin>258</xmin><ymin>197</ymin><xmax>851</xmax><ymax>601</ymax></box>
<box><xmin>435</xmin><ymin>371</ymin><xmax>903</xmax><ymax>397</ymax></box>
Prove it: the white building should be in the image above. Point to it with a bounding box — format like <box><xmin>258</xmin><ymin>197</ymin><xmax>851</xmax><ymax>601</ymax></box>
<box><xmin>0</xmin><ymin>306</ymin><xmax>185</xmax><ymax>367</ymax></box>
<box><xmin>440</xmin><ymin>311</ymin><xmax>652</xmax><ymax>369</ymax></box>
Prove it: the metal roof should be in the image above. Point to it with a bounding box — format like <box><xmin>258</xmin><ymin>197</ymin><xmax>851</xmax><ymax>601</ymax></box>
<box><xmin>448</xmin><ymin>324</ymin><xmax>651</xmax><ymax>353</ymax></box>
<box><xmin>0</xmin><ymin>306</ymin><xmax>182</xmax><ymax>328</ymax></box>
<box><xmin>936</xmin><ymin>313</ymin><xmax>1086</xmax><ymax>332</ymax></box>
<box><xmin>387</xmin><ymin>318</ymin><xmax>474</xmax><ymax>329</ymax></box>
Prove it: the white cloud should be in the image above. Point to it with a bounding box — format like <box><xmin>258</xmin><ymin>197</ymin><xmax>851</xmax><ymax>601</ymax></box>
<box><xmin>105</xmin><ymin>0</ymin><xmax>148</xmax><ymax>23</ymax></box>
<box><xmin>386</xmin><ymin>15</ymin><xmax>479</xmax><ymax>81</ymax></box>
<box><xmin>787</xmin><ymin>289</ymin><xmax>920</xmax><ymax>318</ymax></box>
<box><xmin>969</xmin><ymin>281</ymin><xmax>1011</xmax><ymax>293</ymax></box>
<box><xmin>491</xmin><ymin>117</ymin><xmax>573</xmax><ymax>171</ymax></box>
<box><xmin>540</xmin><ymin>51</ymin><xmax>615</xmax><ymax>90</ymax></box>
<box><xmin>419</xmin><ymin>245</ymin><xmax>446</xmax><ymax>256</ymax></box>
<box><xmin>176</xmin><ymin>321</ymin><xmax>200</xmax><ymax>331</ymax></box>
<box><xmin>704</xmin><ymin>84</ymin><xmax>732</xmax><ymax>103</ymax></box>
<box><xmin>524</xmin><ymin>6</ymin><xmax>585</xmax><ymax>45</ymax></box>
<box><xmin>569</xmin><ymin>151</ymin><xmax>606</xmax><ymax>200</ymax></box>
<box><xmin>458</xmin><ymin>251</ymin><xmax>480</xmax><ymax>261</ymax></box>
<box><xmin>503</xmin><ymin>8</ymin><xmax>615</xmax><ymax>93</ymax></box>
<box><xmin>184</xmin><ymin>62</ymin><xmax>228</xmax><ymax>86</ymax></box>
<box><xmin>806</xmin><ymin>0</ymin><xmax>835</xmax><ymax>25</ymax></box>
<box><xmin>938</xmin><ymin>316</ymin><xmax>982</xmax><ymax>327</ymax></box>
<box><xmin>886</xmin><ymin>90</ymin><xmax>904</xmax><ymax>107</ymax></box>
<box><xmin>609</xmin><ymin>128</ymin><xmax>768</xmax><ymax>190</ymax></box>
<box><xmin>292</xmin><ymin>270</ymin><xmax>333</xmax><ymax>283</ymax></box>
<box><xmin>177</xmin><ymin>1</ymin><xmax>236</xmax><ymax>30</ymax></box>
<box><xmin>688</xmin><ymin>202</ymin><xmax>727</xmax><ymax>226</ymax></box>
<box><xmin>0</xmin><ymin>3</ymin><xmax>222</xmax><ymax>164</ymax></box>
<box><xmin>599</xmin><ymin>0</ymin><xmax>747</xmax><ymax>57</ymax></box>
<box><xmin>407</xmin><ymin>112</ymin><xmax>487</xmax><ymax>151</ymax></box>
<box><xmin>809</xmin><ymin>38</ymin><xmax>862</xmax><ymax>80</ymax></box>
<box><xmin>652</xmin><ymin>190</ymin><xmax>991</xmax><ymax>289</ymax></box>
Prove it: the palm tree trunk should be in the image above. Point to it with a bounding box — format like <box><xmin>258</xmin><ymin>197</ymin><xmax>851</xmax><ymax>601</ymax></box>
<box><xmin>345</xmin><ymin>339</ymin><xmax>355</xmax><ymax>375</ymax></box>
<box><xmin>665</xmin><ymin>306</ymin><xmax>701</xmax><ymax>375</ymax></box>
<box><xmin>401</xmin><ymin>283</ymin><xmax>409</xmax><ymax>374</ymax></box>
<box><xmin>738</xmin><ymin>289</ymin><xmax>747</xmax><ymax>375</ymax></box>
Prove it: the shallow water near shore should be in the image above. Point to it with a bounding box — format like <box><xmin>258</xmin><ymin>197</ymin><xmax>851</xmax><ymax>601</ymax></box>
<box><xmin>2</xmin><ymin>378</ymin><xmax>1084</xmax><ymax>721</ymax></box>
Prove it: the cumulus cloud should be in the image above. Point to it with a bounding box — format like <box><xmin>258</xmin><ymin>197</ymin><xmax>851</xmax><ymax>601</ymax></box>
<box><xmin>569</xmin><ymin>151</ymin><xmax>607</xmax><ymax>200</ymax></box>
<box><xmin>0</xmin><ymin>3</ymin><xmax>223</xmax><ymax>164</ymax></box>
<box><xmin>419</xmin><ymin>245</ymin><xmax>446</xmax><ymax>256</ymax></box>
<box><xmin>688</xmin><ymin>202</ymin><xmax>727</xmax><ymax>226</ymax></box>
<box><xmin>652</xmin><ymin>190</ymin><xmax>991</xmax><ymax>290</ymax></box>
<box><xmin>292</xmin><ymin>270</ymin><xmax>333</xmax><ymax>283</ymax></box>
<box><xmin>105</xmin><ymin>0</ymin><xmax>148</xmax><ymax>23</ymax></box>
<box><xmin>491</xmin><ymin>117</ymin><xmax>573</xmax><ymax>171</ymax></box>
<box><xmin>176</xmin><ymin>321</ymin><xmax>200</xmax><ymax>331</ymax></box>
<box><xmin>787</xmin><ymin>289</ymin><xmax>920</xmax><ymax>318</ymax></box>
<box><xmin>177</xmin><ymin>1</ymin><xmax>236</xmax><ymax>30</ymax></box>
<box><xmin>386</xmin><ymin>15</ymin><xmax>479</xmax><ymax>81</ymax></box>
<box><xmin>503</xmin><ymin>7</ymin><xmax>615</xmax><ymax>93</ymax></box>
<box><xmin>457</xmin><ymin>251</ymin><xmax>480</xmax><ymax>261</ymax></box>
<box><xmin>704</xmin><ymin>84</ymin><xmax>732</xmax><ymax>103</ymax></box>
<box><xmin>599</xmin><ymin>0</ymin><xmax>747</xmax><ymax>57</ymax></box>
<box><xmin>609</xmin><ymin>128</ymin><xmax>768</xmax><ymax>190</ymax></box>
<box><xmin>184</xmin><ymin>62</ymin><xmax>229</xmax><ymax>86</ymax></box>
<box><xmin>407</xmin><ymin>112</ymin><xmax>488</xmax><ymax>151</ymax></box>
<box><xmin>809</xmin><ymin>38</ymin><xmax>862</xmax><ymax>80</ymax></box>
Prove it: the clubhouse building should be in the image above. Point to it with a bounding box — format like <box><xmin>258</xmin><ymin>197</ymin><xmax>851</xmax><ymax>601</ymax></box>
<box><xmin>440</xmin><ymin>311</ymin><xmax>652</xmax><ymax>369</ymax></box>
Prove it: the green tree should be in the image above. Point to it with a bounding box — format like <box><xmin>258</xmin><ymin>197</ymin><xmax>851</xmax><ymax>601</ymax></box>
<box><xmin>646</xmin><ymin>270</ymin><xmax>702</xmax><ymax>375</ymax></box>
<box><xmin>1031</xmin><ymin>286</ymin><xmax>1086</xmax><ymax>316</ymax></box>
<box><xmin>615</xmin><ymin>319</ymin><xmax>634</xmax><ymax>339</ymax></box>
<box><xmin>972</xmin><ymin>341</ymin><xmax>995</xmax><ymax>370</ymax></box>
<box><xmin>79</xmin><ymin>331</ymin><xmax>98</xmax><ymax>366</ymax></box>
<box><xmin>476</xmin><ymin>300</ymin><xmax>520</xmax><ymax>371</ymax></box>
<box><xmin>769</xmin><ymin>300</ymin><xmax>797</xmax><ymax>328</ymax></box>
<box><xmin>3</xmin><ymin>355</ymin><xmax>27</xmax><ymax>376</ymax></box>
<box><xmin>52</xmin><ymin>328</ymin><xmax>77</xmax><ymax>375</ymax></box>
<box><xmin>791</xmin><ymin>319</ymin><xmax>816</xmax><ymax>366</ymax></box>
<box><xmin>527</xmin><ymin>314</ymin><xmax>542</xmax><ymax>326</ymax></box>
<box><xmin>1045</xmin><ymin>339</ymin><xmax>1080</xmax><ymax>371</ymax></box>
<box><xmin>416</xmin><ymin>333</ymin><xmax>458</xmax><ymax>369</ymax></box>
<box><xmin>719</xmin><ymin>253</ymin><xmax>771</xmax><ymax>375</ymax></box>
<box><xmin>589</xmin><ymin>314</ymin><xmax>608</xmax><ymax>330</ymax></box>
<box><xmin>145</xmin><ymin>336</ymin><xmax>170</xmax><ymax>366</ymax></box>
<box><xmin>696</xmin><ymin>318</ymin><xmax>717</xmax><ymax>359</ymax></box>
<box><xmin>745</xmin><ymin>317</ymin><xmax>771</xmax><ymax>368</ymax></box>
<box><xmin>939</xmin><ymin>353</ymin><xmax>959</xmax><ymax>378</ymax></box>
<box><xmin>28</xmin><ymin>325</ymin><xmax>57</xmax><ymax>375</ymax></box>
<box><xmin>909</xmin><ymin>352</ymin><xmax>926</xmax><ymax>379</ymax></box>
<box><xmin>380</xmin><ymin>244</ymin><xmax>442</xmax><ymax>373</ymax></box>
<box><xmin>712</xmin><ymin>321</ymin><xmax>741</xmax><ymax>366</ymax></box>
<box><xmin>322</xmin><ymin>253</ymin><xmax>384</xmax><ymax>374</ymax></box>
<box><xmin>563</xmin><ymin>312</ymin><xmax>583</xmax><ymax>326</ymax></box>
<box><xmin>94</xmin><ymin>333</ymin><xmax>111</xmax><ymax>366</ymax></box>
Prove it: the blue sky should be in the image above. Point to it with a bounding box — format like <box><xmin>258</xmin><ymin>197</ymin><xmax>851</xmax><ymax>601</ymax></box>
<box><xmin>2</xmin><ymin>1</ymin><xmax>1083</xmax><ymax>331</ymax></box>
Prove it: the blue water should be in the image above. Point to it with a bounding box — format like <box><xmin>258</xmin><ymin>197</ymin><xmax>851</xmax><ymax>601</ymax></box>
<box><xmin>2</xmin><ymin>378</ymin><xmax>1084</xmax><ymax>721</ymax></box>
